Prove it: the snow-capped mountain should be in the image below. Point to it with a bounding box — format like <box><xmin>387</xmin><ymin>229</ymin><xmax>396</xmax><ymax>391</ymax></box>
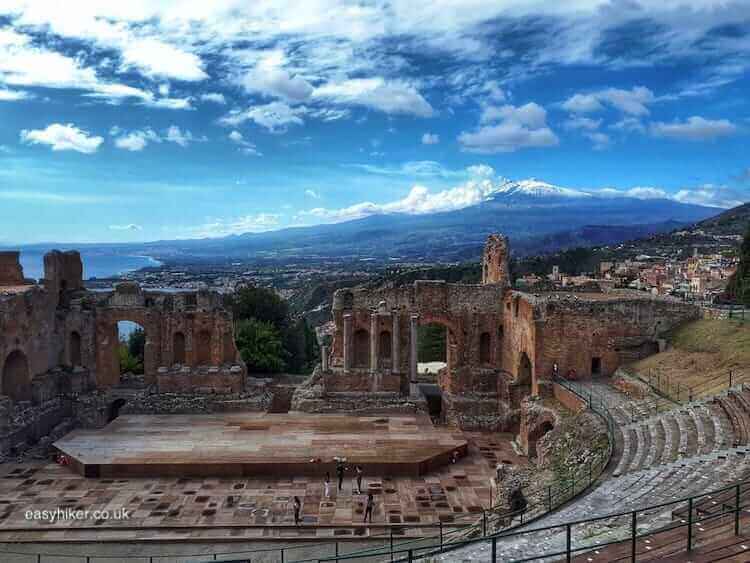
<box><xmin>493</xmin><ymin>178</ymin><xmax>593</xmax><ymax>200</ymax></box>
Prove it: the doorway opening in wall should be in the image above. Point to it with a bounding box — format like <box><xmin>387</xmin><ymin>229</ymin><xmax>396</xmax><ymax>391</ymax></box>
<box><xmin>419</xmin><ymin>383</ymin><xmax>444</xmax><ymax>424</ymax></box>
<box><xmin>118</xmin><ymin>321</ymin><xmax>145</xmax><ymax>385</ymax></box>
<box><xmin>591</xmin><ymin>356</ymin><xmax>602</xmax><ymax>377</ymax></box>
<box><xmin>418</xmin><ymin>323</ymin><xmax>447</xmax><ymax>379</ymax></box>
<box><xmin>107</xmin><ymin>398</ymin><xmax>127</xmax><ymax>422</ymax></box>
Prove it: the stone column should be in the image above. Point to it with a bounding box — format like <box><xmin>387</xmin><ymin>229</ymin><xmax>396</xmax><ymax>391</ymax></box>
<box><xmin>370</xmin><ymin>313</ymin><xmax>379</xmax><ymax>374</ymax></box>
<box><xmin>391</xmin><ymin>313</ymin><xmax>400</xmax><ymax>374</ymax></box>
<box><xmin>343</xmin><ymin>314</ymin><xmax>353</xmax><ymax>371</ymax></box>
<box><xmin>321</xmin><ymin>345</ymin><xmax>329</xmax><ymax>372</ymax></box>
<box><xmin>409</xmin><ymin>314</ymin><xmax>419</xmax><ymax>397</ymax></box>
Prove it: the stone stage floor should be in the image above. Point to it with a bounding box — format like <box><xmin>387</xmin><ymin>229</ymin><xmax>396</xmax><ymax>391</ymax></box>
<box><xmin>0</xmin><ymin>432</ymin><xmax>524</xmax><ymax>542</ymax></box>
<box><xmin>54</xmin><ymin>413</ymin><xmax>468</xmax><ymax>478</ymax></box>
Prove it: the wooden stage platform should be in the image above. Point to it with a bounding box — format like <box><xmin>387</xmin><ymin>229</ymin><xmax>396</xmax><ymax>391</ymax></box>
<box><xmin>54</xmin><ymin>413</ymin><xmax>468</xmax><ymax>478</ymax></box>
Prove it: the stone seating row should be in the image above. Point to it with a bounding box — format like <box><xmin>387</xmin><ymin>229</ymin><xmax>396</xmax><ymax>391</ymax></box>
<box><xmin>613</xmin><ymin>402</ymin><xmax>735</xmax><ymax>476</ymax></box>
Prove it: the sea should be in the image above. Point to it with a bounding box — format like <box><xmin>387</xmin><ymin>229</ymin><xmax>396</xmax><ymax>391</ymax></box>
<box><xmin>17</xmin><ymin>250</ymin><xmax>161</xmax><ymax>281</ymax></box>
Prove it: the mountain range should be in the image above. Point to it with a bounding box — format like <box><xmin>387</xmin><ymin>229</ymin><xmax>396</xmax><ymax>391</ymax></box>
<box><xmin>10</xmin><ymin>179</ymin><xmax>729</xmax><ymax>265</ymax></box>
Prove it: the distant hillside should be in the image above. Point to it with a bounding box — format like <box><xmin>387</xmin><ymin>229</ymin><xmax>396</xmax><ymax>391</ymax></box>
<box><xmin>696</xmin><ymin>202</ymin><xmax>750</xmax><ymax>235</ymax></box>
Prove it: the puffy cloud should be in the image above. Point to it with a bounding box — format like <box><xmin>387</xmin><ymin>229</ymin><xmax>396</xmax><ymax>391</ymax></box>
<box><xmin>189</xmin><ymin>213</ymin><xmax>281</xmax><ymax>238</ymax></box>
<box><xmin>20</xmin><ymin>123</ymin><xmax>103</xmax><ymax>154</ymax></box>
<box><xmin>650</xmin><ymin>116</ymin><xmax>737</xmax><ymax>141</ymax></box>
<box><xmin>241</xmin><ymin>50</ymin><xmax>313</xmax><ymax>102</ymax></box>
<box><xmin>228</xmin><ymin>130</ymin><xmax>261</xmax><ymax>156</ymax></box>
<box><xmin>219</xmin><ymin>101</ymin><xmax>305</xmax><ymax>133</ymax></box>
<box><xmin>304</xmin><ymin>189</ymin><xmax>321</xmax><ymax>199</ymax></box>
<box><xmin>458</xmin><ymin>102</ymin><xmax>559</xmax><ymax>153</ymax></box>
<box><xmin>421</xmin><ymin>132</ymin><xmax>439</xmax><ymax>144</ymax></box>
<box><xmin>609</xmin><ymin>117</ymin><xmax>645</xmax><ymax>134</ymax></box>
<box><xmin>0</xmin><ymin>88</ymin><xmax>31</xmax><ymax>101</ymax></box>
<box><xmin>303</xmin><ymin>178</ymin><xmax>510</xmax><ymax>221</ymax></box>
<box><xmin>584</xmin><ymin>131</ymin><xmax>611</xmax><ymax>150</ymax></box>
<box><xmin>672</xmin><ymin>184</ymin><xmax>747</xmax><ymax>208</ymax></box>
<box><xmin>109</xmin><ymin>223</ymin><xmax>142</xmax><ymax>231</ymax></box>
<box><xmin>562</xmin><ymin>86</ymin><xmax>654</xmax><ymax>116</ymax></box>
<box><xmin>594</xmin><ymin>186</ymin><xmax>668</xmax><ymax>199</ymax></box>
<box><xmin>112</xmin><ymin>126</ymin><xmax>200</xmax><ymax>151</ymax></box>
<box><xmin>563</xmin><ymin>116</ymin><xmax>601</xmax><ymax>131</ymax></box>
<box><xmin>119</xmin><ymin>38</ymin><xmax>206</xmax><ymax>81</ymax></box>
<box><xmin>466</xmin><ymin>164</ymin><xmax>495</xmax><ymax>178</ymax></box>
<box><xmin>165</xmin><ymin>125</ymin><xmax>196</xmax><ymax>147</ymax></box>
<box><xmin>200</xmin><ymin>92</ymin><xmax>227</xmax><ymax>104</ymax></box>
<box><xmin>312</xmin><ymin>78</ymin><xmax>434</xmax><ymax>117</ymax></box>
<box><xmin>114</xmin><ymin>131</ymin><xmax>150</xmax><ymax>151</ymax></box>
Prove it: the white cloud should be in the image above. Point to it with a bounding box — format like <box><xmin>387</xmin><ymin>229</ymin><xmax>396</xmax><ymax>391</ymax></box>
<box><xmin>673</xmin><ymin>184</ymin><xmax>747</xmax><ymax>208</ymax></box>
<box><xmin>241</xmin><ymin>50</ymin><xmax>313</xmax><ymax>102</ymax></box>
<box><xmin>562</xmin><ymin>87</ymin><xmax>654</xmax><ymax>116</ymax></box>
<box><xmin>303</xmin><ymin>178</ymin><xmax>511</xmax><ymax>221</ymax></box>
<box><xmin>20</xmin><ymin>123</ymin><xmax>103</xmax><ymax>154</ymax></box>
<box><xmin>466</xmin><ymin>164</ymin><xmax>495</xmax><ymax>178</ymax></box>
<box><xmin>458</xmin><ymin>102</ymin><xmax>559</xmax><ymax>153</ymax></box>
<box><xmin>0</xmin><ymin>88</ymin><xmax>31</xmax><ymax>101</ymax></box>
<box><xmin>219</xmin><ymin>101</ymin><xmax>306</xmax><ymax>133</ymax></box>
<box><xmin>610</xmin><ymin>117</ymin><xmax>645</xmax><ymax>133</ymax></box>
<box><xmin>109</xmin><ymin>223</ymin><xmax>142</xmax><ymax>231</ymax></box>
<box><xmin>650</xmin><ymin>116</ymin><xmax>737</xmax><ymax>141</ymax></box>
<box><xmin>594</xmin><ymin>186</ymin><xmax>668</xmax><ymax>199</ymax></box>
<box><xmin>165</xmin><ymin>125</ymin><xmax>196</xmax><ymax>147</ymax></box>
<box><xmin>112</xmin><ymin>126</ymin><xmax>200</xmax><ymax>151</ymax></box>
<box><xmin>200</xmin><ymin>92</ymin><xmax>227</xmax><ymax>104</ymax></box>
<box><xmin>228</xmin><ymin>130</ymin><xmax>261</xmax><ymax>156</ymax></box>
<box><xmin>563</xmin><ymin>116</ymin><xmax>601</xmax><ymax>131</ymax></box>
<box><xmin>146</xmin><ymin>97</ymin><xmax>193</xmax><ymax>110</ymax></box>
<box><xmin>584</xmin><ymin>131</ymin><xmax>611</xmax><ymax>150</ymax></box>
<box><xmin>114</xmin><ymin>132</ymin><xmax>149</xmax><ymax>151</ymax></box>
<box><xmin>120</xmin><ymin>38</ymin><xmax>206</xmax><ymax>81</ymax></box>
<box><xmin>189</xmin><ymin>213</ymin><xmax>281</xmax><ymax>238</ymax></box>
<box><xmin>313</xmin><ymin>78</ymin><xmax>434</xmax><ymax>117</ymax></box>
<box><xmin>422</xmin><ymin>132</ymin><xmax>439</xmax><ymax>145</ymax></box>
<box><xmin>304</xmin><ymin>189</ymin><xmax>321</xmax><ymax>199</ymax></box>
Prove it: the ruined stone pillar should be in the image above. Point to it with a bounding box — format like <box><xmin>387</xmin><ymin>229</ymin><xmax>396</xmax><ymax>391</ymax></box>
<box><xmin>370</xmin><ymin>313</ymin><xmax>378</xmax><ymax>374</ymax></box>
<box><xmin>391</xmin><ymin>313</ymin><xmax>400</xmax><ymax>374</ymax></box>
<box><xmin>321</xmin><ymin>345</ymin><xmax>329</xmax><ymax>372</ymax></box>
<box><xmin>409</xmin><ymin>314</ymin><xmax>419</xmax><ymax>397</ymax></box>
<box><xmin>343</xmin><ymin>313</ymin><xmax>353</xmax><ymax>371</ymax></box>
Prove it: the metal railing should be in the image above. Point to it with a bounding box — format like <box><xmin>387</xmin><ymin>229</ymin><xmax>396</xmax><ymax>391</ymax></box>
<box><xmin>639</xmin><ymin>368</ymin><xmax>749</xmax><ymax>404</ymax></box>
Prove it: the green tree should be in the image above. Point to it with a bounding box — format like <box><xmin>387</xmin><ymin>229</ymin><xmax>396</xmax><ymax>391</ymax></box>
<box><xmin>418</xmin><ymin>324</ymin><xmax>447</xmax><ymax>362</ymax></box>
<box><xmin>235</xmin><ymin>318</ymin><xmax>287</xmax><ymax>374</ymax></box>
<box><xmin>227</xmin><ymin>286</ymin><xmax>289</xmax><ymax>327</ymax></box>
<box><xmin>728</xmin><ymin>222</ymin><xmax>750</xmax><ymax>305</ymax></box>
<box><xmin>119</xmin><ymin>343</ymin><xmax>143</xmax><ymax>374</ymax></box>
<box><xmin>128</xmin><ymin>328</ymin><xmax>145</xmax><ymax>361</ymax></box>
<box><xmin>282</xmin><ymin>318</ymin><xmax>320</xmax><ymax>374</ymax></box>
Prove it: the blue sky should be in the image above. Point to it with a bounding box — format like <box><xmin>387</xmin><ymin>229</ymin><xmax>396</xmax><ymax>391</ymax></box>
<box><xmin>0</xmin><ymin>1</ymin><xmax>749</xmax><ymax>244</ymax></box>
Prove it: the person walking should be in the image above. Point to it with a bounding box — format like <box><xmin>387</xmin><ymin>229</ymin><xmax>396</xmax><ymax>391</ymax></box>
<box><xmin>336</xmin><ymin>458</ymin><xmax>346</xmax><ymax>491</ymax></box>
<box><xmin>363</xmin><ymin>492</ymin><xmax>374</xmax><ymax>523</ymax></box>
<box><xmin>292</xmin><ymin>496</ymin><xmax>301</xmax><ymax>526</ymax></box>
<box><xmin>355</xmin><ymin>465</ymin><xmax>363</xmax><ymax>494</ymax></box>
<box><xmin>324</xmin><ymin>472</ymin><xmax>331</xmax><ymax>499</ymax></box>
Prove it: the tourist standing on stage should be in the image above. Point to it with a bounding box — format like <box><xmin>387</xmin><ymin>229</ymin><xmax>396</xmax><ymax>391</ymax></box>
<box><xmin>355</xmin><ymin>465</ymin><xmax>363</xmax><ymax>494</ymax></box>
<box><xmin>292</xmin><ymin>496</ymin><xmax>301</xmax><ymax>526</ymax></box>
<box><xmin>324</xmin><ymin>472</ymin><xmax>331</xmax><ymax>498</ymax></box>
<box><xmin>363</xmin><ymin>492</ymin><xmax>374</xmax><ymax>523</ymax></box>
<box><xmin>336</xmin><ymin>458</ymin><xmax>346</xmax><ymax>491</ymax></box>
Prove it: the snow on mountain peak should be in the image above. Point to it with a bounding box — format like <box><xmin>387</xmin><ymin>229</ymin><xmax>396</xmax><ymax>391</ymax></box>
<box><xmin>495</xmin><ymin>178</ymin><xmax>592</xmax><ymax>198</ymax></box>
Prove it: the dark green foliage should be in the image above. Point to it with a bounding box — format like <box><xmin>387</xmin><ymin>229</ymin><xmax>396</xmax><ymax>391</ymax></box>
<box><xmin>418</xmin><ymin>324</ymin><xmax>446</xmax><ymax>362</ymax></box>
<box><xmin>235</xmin><ymin>319</ymin><xmax>287</xmax><ymax>373</ymax></box>
<box><xmin>228</xmin><ymin>285</ymin><xmax>319</xmax><ymax>374</ymax></box>
<box><xmin>127</xmin><ymin>328</ymin><xmax>145</xmax><ymax>361</ymax></box>
<box><xmin>119</xmin><ymin>344</ymin><xmax>143</xmax><ymax>375</ymax></box>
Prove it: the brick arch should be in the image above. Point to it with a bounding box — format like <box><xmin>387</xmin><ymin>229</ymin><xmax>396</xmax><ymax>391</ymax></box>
<box><xmin>353</xmin><ymin>328</ymin><xmax>369</xmax><ymax>368</ymax></box>
<box><xmin>527</xmin><ymin>418</ymin><xmax>555</xmax><ymax>458</ymax></box>
<box><xmin>2</xmin><ymin>349</ymin><xmax>31</xmax><ymax>402</ymax></box>
<box><xmin>95</xmin><ymin>310</ymin><xmax>159</xmax><ymax>388</ymax></box>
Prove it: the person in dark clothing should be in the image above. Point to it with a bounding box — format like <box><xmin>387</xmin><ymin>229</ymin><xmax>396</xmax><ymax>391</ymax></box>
<box><xmin>292</xmin><ymin>496</ymin><xmax>301</xmax><ymax>526</ymax></box>
<box><xmin>355</xmin><ymin>465</ymin><xmax>363</xmax><ymax>494</ymax></box>
<box><xmin>336</xmin><ymin>459</ymin><xmax>346</xmax><ymax>491</ymax></box>
<box><xmin>363</xmin><ymin>492</ymin><xmax>374</xmax><ymax>523</ymax></box>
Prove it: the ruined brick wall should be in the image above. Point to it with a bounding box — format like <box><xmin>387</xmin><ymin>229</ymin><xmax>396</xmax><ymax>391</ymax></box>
<box><xmin>0</xmin><ymin>252</ymin><xmax>25</xmax><ymax>286</ymax></box>
<box><xmin>529</xmin><ymin>292</ymin><xmax>700</xmax><ymax>388</ymax></box>
<box><xmin>482</xmin><ymin>234</ymin><xmax>510</xmax><ymax>287</ymax></box>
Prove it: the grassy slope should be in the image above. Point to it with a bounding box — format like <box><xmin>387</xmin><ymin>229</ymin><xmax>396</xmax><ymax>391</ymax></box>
<box><xmin>630</xmin><ymin>319</ymin><xmax>750</xmax><ymax>399</ymax></box>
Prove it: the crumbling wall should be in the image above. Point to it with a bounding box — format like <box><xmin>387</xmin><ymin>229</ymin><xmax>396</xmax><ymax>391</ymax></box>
<box><xmin>482</xmin><ymin>233</ymin><xmax>510</xmax><ymax>287</ymax></box>
<box><xmin>0</xmin><ymin>251</ymin><xmax>26</xmax><ymax>286</ymax></box>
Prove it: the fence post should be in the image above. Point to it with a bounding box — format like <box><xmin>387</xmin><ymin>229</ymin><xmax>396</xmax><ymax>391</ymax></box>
<box><xmin>390</xmin><ymin>526</ymin><xmax>394</xmax><ymax>559</ymax></box>
<box><xmin>687</xmin><ymin>497</ymin><xmax>694</xmax><ymax>551</ymax></box>
<box><xmin>492</xmin><ymin>536</ymin><xmax>497</xmax><ymax>563</ymax></box>
<box><xmin>547</xmin><ymin>485</ymin><xmax>552</xmax><ymax>511</ymax></box>
<box><xmin>566</xmin><ymin>522</ymin><xmax>572</xmax><ymax>563</ymax></box>
<box><xmin>631</xmin><ymin>510</ymin><xmax>637</xmax><ymax>562</ymax></box>
<box><xmin>336</xmin><ymin>540</ymin><xmax>340</xmax><ymax>558</ymax></box>
<box><xmin>408</xmin><ymin>549</ymin><xmax>414</xmax><ymax>563</ymax></box>
<box><xmin>482</xmin><ymin>510</ymin><xmax>488</xmax><ymax>536</ymax></box>
<box><xmin>589</xmin><ymin>459</ymin><xmax>593</xmax><ymax>485</ymax></box>
<box><xmin>439</xmin><ymin>520</ymin><xmax>444</xmax><ymax>548</ymax></box>
<box><xmin>281</xmin><ymin>547</ymin><xmax>285</xmax><ymax>563</ymax></box>
<box><xmin>736</xmin><ymin>483</ymin><xmax>741</xmax><ymax>536</ymax></box>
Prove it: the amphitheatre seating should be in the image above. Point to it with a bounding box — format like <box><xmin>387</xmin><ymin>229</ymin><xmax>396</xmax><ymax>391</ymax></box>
<box><xmin>714</xmin><ymin>389</ymin><xmax>750</xmax><ymax>446</ymax></box>
<box><xmin>613</xmin><ymin>402</ymin><xmax>735</xmax><ymax>476</ymax></box>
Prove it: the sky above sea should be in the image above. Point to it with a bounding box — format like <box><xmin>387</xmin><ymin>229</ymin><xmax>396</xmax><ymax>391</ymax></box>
<box><xmin>0</xmin><ymin>1</ymin><xmax>749</xmax><ymax>245</ymax></box>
